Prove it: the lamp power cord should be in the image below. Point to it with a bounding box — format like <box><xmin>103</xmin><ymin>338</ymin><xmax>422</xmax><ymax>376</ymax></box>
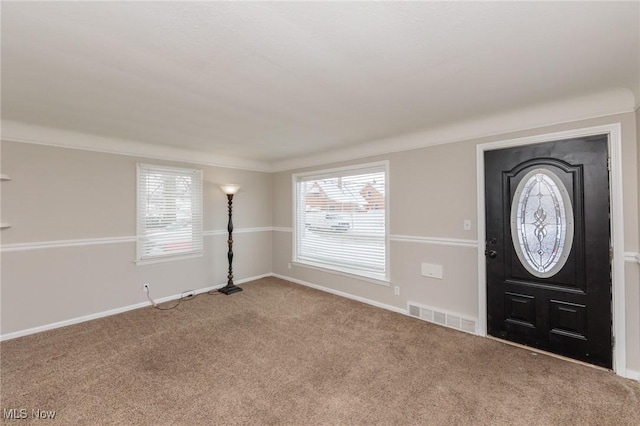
<box><xmin>146</xmin><ymin>286</ymin><xmax>221</xmax><ymax>311</ymax></box>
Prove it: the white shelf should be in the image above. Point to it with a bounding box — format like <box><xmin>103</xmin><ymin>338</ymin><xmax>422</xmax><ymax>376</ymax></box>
<box><xmin>1</xmin><ymin>176</ymin><xmax>12</xmax><ymax>228</ymax></box>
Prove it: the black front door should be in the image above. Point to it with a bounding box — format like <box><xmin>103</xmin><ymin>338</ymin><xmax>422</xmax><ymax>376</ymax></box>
<box><xmin>485</xmin><ymin>135</ymin><xmax>612</xmax><ymax>368</ymax></box>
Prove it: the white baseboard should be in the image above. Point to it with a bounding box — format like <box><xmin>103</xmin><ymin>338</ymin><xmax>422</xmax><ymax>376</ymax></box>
<box><xmin>0</xmin><ymin>301</ymin><xmax>151</xmax><ymax>342</ymax></box>
<box><xmin>624</xmin><ymin>368</ymin><xmax>640</xmax><ymax>382</ymax></box>
<box><xmin>3</xmin><ymin>271</ymin><xmax>638</xmax><ymax>384</ymax></box>
<box><xmin>272</xmin><ymin>273</ymin><xmax>640</xmax><ymax>382</ymax></box>
<box><xmin>271</xmin><ymin>273</ymin><xmax>406</xmax><ymax>315</ymax></box>
<box><xmin>0</xmin><ymin>273</ymin><xmax>270</xmax><ymax>342</ymax></box>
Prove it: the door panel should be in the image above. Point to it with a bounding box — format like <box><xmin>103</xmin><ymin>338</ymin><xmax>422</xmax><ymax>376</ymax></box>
<box><xmin>485</xmin><ymin>135</ymin><xmax>611</xmax><ymax>368</ymax></box>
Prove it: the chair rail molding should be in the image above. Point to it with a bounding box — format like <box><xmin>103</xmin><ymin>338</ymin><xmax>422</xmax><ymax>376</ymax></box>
<box><xmin>1</xmin><ymin>227</ymin><xmax>275</xmax><ymax>252</ymax></box>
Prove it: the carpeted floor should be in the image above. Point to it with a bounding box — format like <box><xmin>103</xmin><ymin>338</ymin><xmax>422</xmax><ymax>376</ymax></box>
<box><xmin>1</xmin><ymin>277</ymin><xmax>639</xmax><ymax>425</ymax></box>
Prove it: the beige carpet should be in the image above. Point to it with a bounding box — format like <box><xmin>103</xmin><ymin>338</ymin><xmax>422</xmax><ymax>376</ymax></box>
<box><xmin>1</xmin><ymin>277</ymin><xmax>639</xmax><ymax>425</ymax></box>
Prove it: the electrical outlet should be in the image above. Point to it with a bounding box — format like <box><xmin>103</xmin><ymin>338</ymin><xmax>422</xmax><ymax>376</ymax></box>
<box><xmin>394</xmin><ymin>286</ymin><xmax>400</xmax><ymax>296</ymax></box>
<box><xmin>287</xmin><ymin>262</ymin><xmax>292</xmax><ymax>270</ymax></box>
<box><xmin>143</xmin><ymin>283</ymin><xmax>149</xmax><ymax>293</ymax></box>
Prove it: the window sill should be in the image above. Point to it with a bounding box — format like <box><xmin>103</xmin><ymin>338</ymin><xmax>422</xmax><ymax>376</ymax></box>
<box><xmin>292</xmin><ymin>260</ymin><xmax>390</xmax><ymax>287</ymax></box>
<box><xmin>136</xmin><ymin>252</ymin><xmax>203</xmax><ymax>266</ymax></box>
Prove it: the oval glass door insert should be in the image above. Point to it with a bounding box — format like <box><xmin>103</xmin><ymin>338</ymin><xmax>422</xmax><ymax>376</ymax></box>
<box><xmin>510</xmin><ymin>168</ymin><xmax>574</xmax><ymax>278</ymax></box>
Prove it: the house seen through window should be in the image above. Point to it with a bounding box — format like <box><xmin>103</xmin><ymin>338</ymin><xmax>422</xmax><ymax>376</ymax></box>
<box><xmin>294</xmin><ymin>162</ymin><xmax>388</xmax><ymax>282</ymax></box>
<box><xmin>136</xmin><ymin>164</ymin><xmax>203</xmax><ymax>264</ymax></box>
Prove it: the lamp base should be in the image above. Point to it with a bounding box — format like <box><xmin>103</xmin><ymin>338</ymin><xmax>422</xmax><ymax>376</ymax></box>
<box><xmin>218</xmin><ymin>284</ymin><xmax>243</xmax><ymax>295</ymax></box>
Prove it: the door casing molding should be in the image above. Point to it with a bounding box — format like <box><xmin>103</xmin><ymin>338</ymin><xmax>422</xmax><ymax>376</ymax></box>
<box><xmin>476</xmin><ymin>123</ymin><xmax>626</xmax><ymax>377</ymax></box>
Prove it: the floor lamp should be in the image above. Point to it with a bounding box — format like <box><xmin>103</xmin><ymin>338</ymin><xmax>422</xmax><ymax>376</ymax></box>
<box><xmin>218</xmin><ymin>184</ymin><xmax>242</xmax><ymax>295</ymax></box>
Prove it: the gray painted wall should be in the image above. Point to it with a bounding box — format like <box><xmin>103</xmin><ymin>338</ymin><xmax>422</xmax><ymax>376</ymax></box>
<box><xmin>272</xmin><ymin>111</ymin><xmax>640</xmax><ymax>373</ymax></box>
<box><xmin>1</xmin><ymin>110</ymin><xmax>638</xmax><ymax>375</ymax></box>
<box><xmin>1</xmin><ymin>142</ymin><xmax>273</xmax><ymax>335</ymax></box>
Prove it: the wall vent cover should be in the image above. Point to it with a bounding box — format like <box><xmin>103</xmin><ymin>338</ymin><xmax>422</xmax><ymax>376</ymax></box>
<box><xmin>409</xmin><ymin>305</ymin><xmax>420</xmax><ymax>317</ymax></box>
<box><xmin>461</xmin><ymin>318</ymin><xmax>476</xmax><ymax>333</ymax></box>
<box><xmin>407</xmin><ymin>302</ymin><xmax>477</xmax><ymax>335</ymax></box>
<box><xmin>419</xmin><ymin>307</ymin><xmax>434</xmax><ymax>322</ymax></box>
<box><xmin>446</xmin><ymin>315</ymin><xmax>461</xmax><ymax>329</ymax></box>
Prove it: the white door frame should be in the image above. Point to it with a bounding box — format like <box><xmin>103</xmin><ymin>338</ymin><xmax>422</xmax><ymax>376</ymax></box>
<box><xmin>476</xmin><ymin>123</ymin><xmax>626</xmax><ymax>377</ymax></box>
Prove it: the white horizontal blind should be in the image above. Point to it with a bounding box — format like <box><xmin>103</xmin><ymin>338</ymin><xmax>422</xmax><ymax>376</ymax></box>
<box><xmin>137</xmin><ymin>164</ymin><xmax>203</xmax><ymax>262</ymax></box>
<box><xmin>295</xmin><ymin>163</ymin><xmax>387</xmax><ymax>281</ymax></box>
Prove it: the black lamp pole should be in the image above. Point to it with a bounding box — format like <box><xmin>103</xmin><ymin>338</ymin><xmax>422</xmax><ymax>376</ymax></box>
<box><xmin>219</xmin><ymin>186</ymin><xmax>242</xmax><ymax>295</ymax></box>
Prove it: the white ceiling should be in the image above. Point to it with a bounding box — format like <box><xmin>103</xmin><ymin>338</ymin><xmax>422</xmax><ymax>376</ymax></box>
<box><xmin>2</xmin><ymin>2</ymin><xmax>639</xmax><ymax>171</ymax></box>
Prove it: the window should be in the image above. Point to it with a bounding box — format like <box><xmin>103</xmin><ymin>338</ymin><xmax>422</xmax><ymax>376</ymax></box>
<box><xmin>293</xmin><ymin>162</ymin><xmax>388</xmax><ymax>282</ymax></box>
<box><xmin>510</xmin><ymin>168</ymin><xmax>574</xmax><ymax>278</ymax></box>
<box><xmin>136</xmin><ymin>164</ymin><xmax>203</xmax><ymax>264</ymax></box>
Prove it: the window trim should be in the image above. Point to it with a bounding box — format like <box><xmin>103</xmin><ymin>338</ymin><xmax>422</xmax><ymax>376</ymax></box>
<box><xmin>136</xmin><ymin>163</ymin><xmax>204</xmax><ymax>265</ymax></box>
<box><xmin>291</xmin><ymin>160</ymin><xmax>390</xmax><ymax>283</ymax></box>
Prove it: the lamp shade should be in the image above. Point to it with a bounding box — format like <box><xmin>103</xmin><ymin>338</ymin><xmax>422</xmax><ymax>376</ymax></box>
<box><xmin>220</xmin><ymin>184</ymin><xmax>241</xmax><ymax>195</ymax></box>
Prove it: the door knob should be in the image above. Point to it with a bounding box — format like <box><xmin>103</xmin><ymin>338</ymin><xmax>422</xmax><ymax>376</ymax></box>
<box><xmin>485</xmin><ymin>249</ymin><xmax>498</xmax><ymax>258</ymax></box>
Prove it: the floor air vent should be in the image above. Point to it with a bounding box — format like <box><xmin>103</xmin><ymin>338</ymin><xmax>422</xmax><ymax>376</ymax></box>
<box><xmin>407</xmin><ymin>302</ymin><xmax>477</xmax><ymax>335</ymax></box>
<box><xmin>409</xmin><ymin>305</ymin><xmax>420</xmax><ymax>317</ymax></box>
<box><xmin>419</xmin><ymin>307</ymin><xmax>434</xmax><ymax>322</ymax></box>
<box><xmin>433</xmin><ymin>311</ymin><xmax>447</xmax><ymax>326</ymax></box>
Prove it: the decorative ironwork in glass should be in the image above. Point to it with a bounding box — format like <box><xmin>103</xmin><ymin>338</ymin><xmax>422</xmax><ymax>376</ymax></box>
<box><xmin>510</xmin><ymin>168</ymin><xmax>574</xmax><ymax>278</ymax></box>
